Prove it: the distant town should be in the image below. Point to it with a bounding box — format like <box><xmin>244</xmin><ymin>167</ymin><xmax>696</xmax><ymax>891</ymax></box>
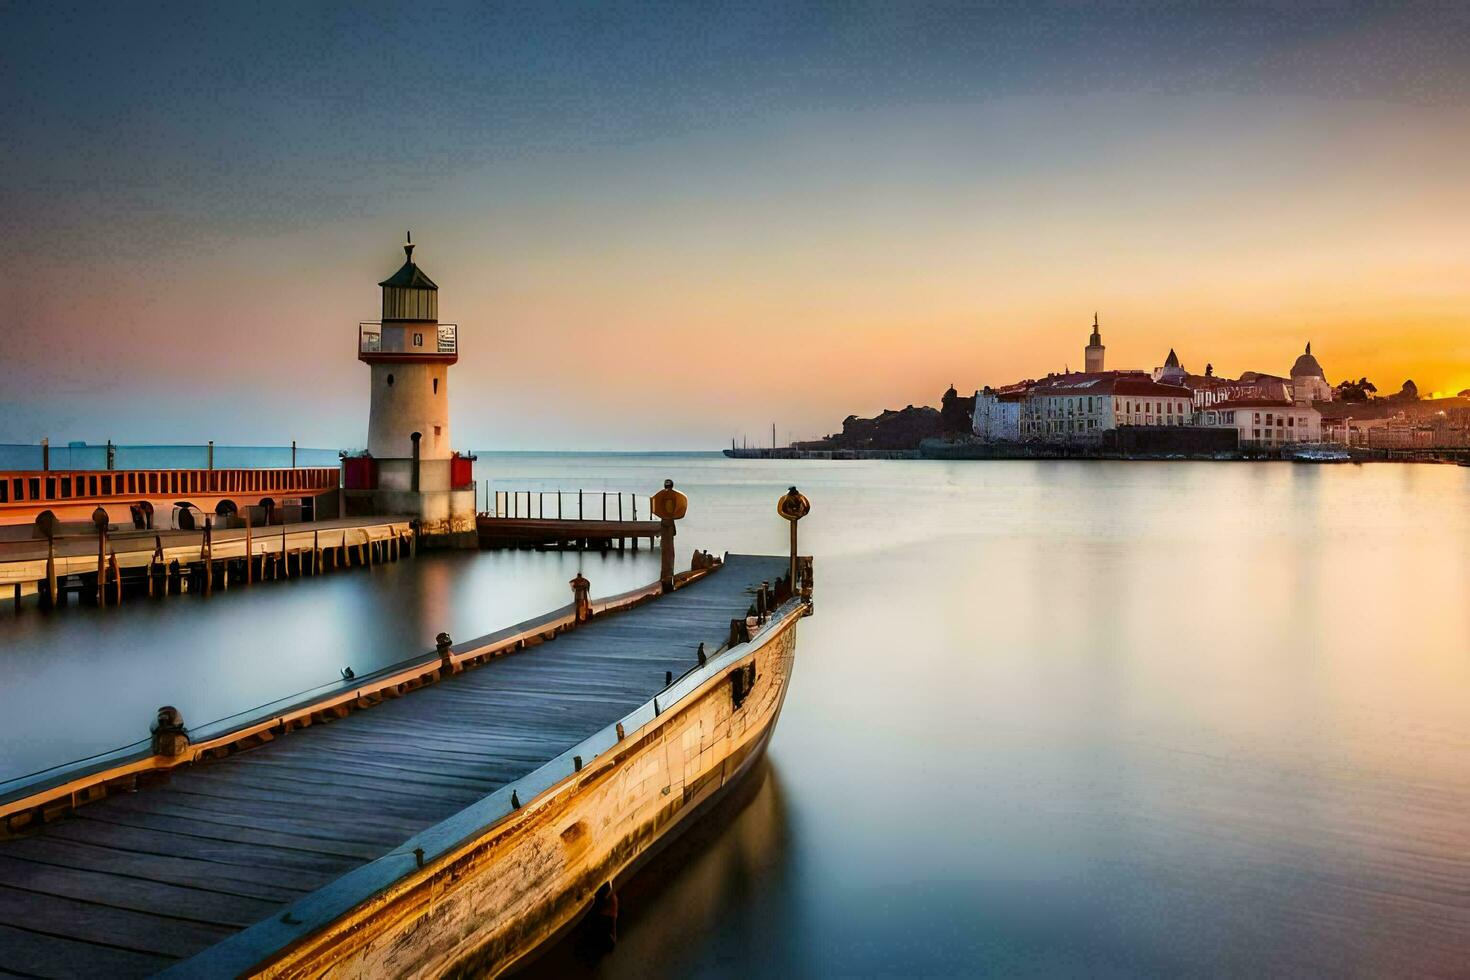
<box><xmin>731</xmin><ymin>315</ymin><xmax>1470</xmax><ymax>462</ymax></box>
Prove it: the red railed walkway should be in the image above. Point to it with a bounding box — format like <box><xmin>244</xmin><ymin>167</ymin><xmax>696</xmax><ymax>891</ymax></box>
<box><xmin>0</xmin><ymin>467</ymin><xmax>339</xmax><ymax>527</ymax></box>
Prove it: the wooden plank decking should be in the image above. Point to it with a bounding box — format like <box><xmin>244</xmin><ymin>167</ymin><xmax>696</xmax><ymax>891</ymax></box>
<box><xmin>0</xmin><ymin>554</ymin><xmax>787</xmax><ymax>978</ymax></box>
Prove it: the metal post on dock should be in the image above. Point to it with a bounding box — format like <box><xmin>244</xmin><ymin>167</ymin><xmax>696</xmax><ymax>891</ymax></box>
<box><xmin>291</xmin><ymin>440</ymin><xmax>297</xmax><ymax>468</ymax></box>
<box><xmin>777</xmin><ymin>486</ymin><xmax>811</xmax><ymax>595</ymax></box>
<box><xmin>207</xmin><ymin>440</ymin><xmax>214</xmax><ymax>470</ymax></box>
<box><xmin>651</xmin><ymin>480</ymin><xmax>688</xmax><ymax>594</ymax></box>
<box><xmin>41</xmin><ymin>437</ymin><xmax>49</xmax><ymax>472</ymax></box>
<box><xmin>244</xmin><ymin>507</ymin><xmax>253</xmax><ymax>585</ymax></box>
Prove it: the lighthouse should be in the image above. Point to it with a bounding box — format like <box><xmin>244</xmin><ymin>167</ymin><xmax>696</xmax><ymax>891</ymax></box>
<box><xmin>345</xmin><ymin>234</ymin><xmax>476</xmax><ymax>545</ymax></box>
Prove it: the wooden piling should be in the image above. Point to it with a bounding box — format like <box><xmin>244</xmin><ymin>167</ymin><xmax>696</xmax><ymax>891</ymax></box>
<box><xmin>110</xmin><ymin>551</ymin><xmax>122</xmax><ymax>605</ymax></box>
<box><xmin>95</xmin><ymin>523</ymin><xmax>107</xmax><ymax>606</ymax></box>
<box><xmin>45</xmin><ymin>537</ymin><xmax>57</xmax><ymax>609</ymax></box>
<box><xmin>202</xmin><ymin>524</ymin><xmax>213</xmax><ymax>597</ymax></box>
<box><xmin>244</xmin><ymin>507</ymin><xmax>253</xmax><ymax>586</ymax></box>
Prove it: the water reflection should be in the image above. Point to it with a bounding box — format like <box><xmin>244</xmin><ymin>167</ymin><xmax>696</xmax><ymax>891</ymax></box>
<box><xmin>522</xmin><ymin>760</ymin><xmax>796</xmax><ymax>980</ymax></box>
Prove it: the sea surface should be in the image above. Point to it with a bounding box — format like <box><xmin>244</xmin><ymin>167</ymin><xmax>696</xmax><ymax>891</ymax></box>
<box><xmin>2</xmin><ymin>454</ymin><xmax>1468</xmax><ymax>976</ymax></box>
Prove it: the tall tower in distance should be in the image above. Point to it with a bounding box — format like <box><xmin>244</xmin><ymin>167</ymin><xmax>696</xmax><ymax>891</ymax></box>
<box><xmin>347</xmin><ymin>233</ymin><xmax>476</xmax><ymax>545</ymax></box>
<box><xmin>1085</xmin><ymin>312</ymin><xmax>1105</xmax><ymax>373</ymax></box>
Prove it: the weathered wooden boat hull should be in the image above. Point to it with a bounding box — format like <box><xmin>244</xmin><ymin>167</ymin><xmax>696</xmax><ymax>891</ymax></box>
<box><xmin>171</xmin><ymin>594</ymin><xmax>804</xmax><ymax>979</ymax></box>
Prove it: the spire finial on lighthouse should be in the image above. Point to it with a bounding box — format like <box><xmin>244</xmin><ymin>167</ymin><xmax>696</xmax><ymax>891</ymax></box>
<box><xmin>404</xmin><ymin>230</ymin><xmax>414</xmax><ymax>263</ymax></box>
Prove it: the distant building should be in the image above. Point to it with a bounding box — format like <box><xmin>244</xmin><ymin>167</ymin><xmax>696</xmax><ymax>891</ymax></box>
<box><xmin>1020</xmin><ymin>373</ymin><xmax>1194</xmax><ymax>445</ymax></box>
<box><xmin>1191</xmin><ymin>373</ymin><xmax>1291</xmax><ymax>408</ymax></box>
<box><xmin>1289</xmin><ymin>342</ymin><xmax>1333</xmax><ymax>402</ymax></box>
<box><xmin>1197</xmin><ymin>398</ymin><xmax>1321</xmax><ymax>448</ymax></box>
<box><xmin>1085</xmin><ymin>314</ymin><xmax>1106</xmax><ymax>373</ymax></box>
<box><xmin>1152</xmin><ymin>349</ymin><xmax>1187</xmax><ymax>385</ymax></box>
<box><xmin>972</xmin><ymin>384</ymin><xmax>1028</xmax><ymax>442</ymax></box>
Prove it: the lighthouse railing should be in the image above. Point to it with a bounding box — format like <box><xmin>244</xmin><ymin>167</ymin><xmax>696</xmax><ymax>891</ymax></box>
<box><xmin>357</xmin><ymin>321</ymin><xmax>457</xmax><ymax>357</ymax></box>
<box><xmin>359</xmin><ymin>322</ymin><xmax>382</xmax><ymax>353</ymax></box>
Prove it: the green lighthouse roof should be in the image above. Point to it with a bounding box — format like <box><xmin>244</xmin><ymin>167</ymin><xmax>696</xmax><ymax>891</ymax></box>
<box><xmin>378</xmin><ymin>233</ymin><xmax>439</xmax><ymax>290</ymax></box>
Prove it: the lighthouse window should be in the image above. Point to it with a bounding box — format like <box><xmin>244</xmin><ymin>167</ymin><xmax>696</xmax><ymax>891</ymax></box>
<box><xmin>386</xmin><ymin>373</ymin><xmax>394</xmax><ymax>387</ymax></box>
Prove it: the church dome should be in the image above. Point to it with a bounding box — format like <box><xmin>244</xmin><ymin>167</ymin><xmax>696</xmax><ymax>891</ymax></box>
<box><xmin>1291</xmin><ymin>342</ymin><xmax>1324</xmax><ymax>378</ymax></box>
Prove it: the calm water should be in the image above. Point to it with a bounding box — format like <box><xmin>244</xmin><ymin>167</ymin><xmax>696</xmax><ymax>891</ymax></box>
<box><xmin>3</xmin><ymin>455</ymin><xmax>1468</xmax><ymax>975</ymax></box>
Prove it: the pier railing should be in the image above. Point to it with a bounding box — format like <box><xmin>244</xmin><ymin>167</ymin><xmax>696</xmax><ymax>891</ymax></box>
<box><xmin>481</xmin><ymin>488</ymin><xmax>653</xmax><ymax>522</ymax></box>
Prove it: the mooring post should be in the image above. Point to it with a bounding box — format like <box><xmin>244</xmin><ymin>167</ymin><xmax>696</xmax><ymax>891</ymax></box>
<box><xmin>650</xmin><ymin>479</ymin><xmax>688</xmax><ymax>594</ymax></box>
<box><xmin>40</xmin><ymin>437</ymin><xmax>49</xmax><ymax>473</ymax></box>
<box><xmin>436</xmin><ymin>631</ymin><xmax>454</xmax><ymax>675</ymax></box>
<box><xmin>207</xmin><ymin>440</ymin><xmax>214</xmax><ymax>470</ymax></box>
<box><xmin>244</xmin><ymin>507</ymin><xmax>253</xmax><ymax>585</ymax></box>
<box><xmin>111</xmin><ymin>551</ymin><xmax>122</xmax><ymax>605</ymax></box>
<box><xmin>151</xmin><ymin>706</ymin><xmax>189</xmax><ymax>758</ymax></box>
<box><xmin>571</xmin><ymin>571</ymin><xmax>592</xmax><ymax>624</ymax></box>
<box><xmin>281</xmin><ymin>523</ymin><xmax>288</xmax><ymax>578</ymax></box>
<box><xmin>313</xmin><ymin>530</ymin><xmax>321</xmax><ymax>573</ymax></box>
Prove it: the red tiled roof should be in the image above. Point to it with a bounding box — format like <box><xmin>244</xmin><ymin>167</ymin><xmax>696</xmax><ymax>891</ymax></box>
<box><xmin>1030</xmin><ymin>372</ymin><xmax>1192</xmax><ymax>399</ymax></box>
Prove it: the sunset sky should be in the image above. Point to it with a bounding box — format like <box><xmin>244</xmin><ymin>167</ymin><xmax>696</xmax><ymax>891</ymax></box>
<box><xmin>3</xmin><ymin>1</ymin><xmax>1469</xmax><ymax>450</ymax></box>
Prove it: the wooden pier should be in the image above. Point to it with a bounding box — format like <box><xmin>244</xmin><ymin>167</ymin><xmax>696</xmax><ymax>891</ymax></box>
<box><xmin>0</xmin><ymin>553</ymin><xmax>809</xmax><ymax>978</ymax></box>
<box><xmin>0</xmin><ymin>516</ymin><xmax>413</xmax><ymax>608</ymax></box>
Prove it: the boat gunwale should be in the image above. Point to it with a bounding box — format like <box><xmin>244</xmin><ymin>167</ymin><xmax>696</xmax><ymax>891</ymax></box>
<box><xmin>160</xmin><ymin>579</ymin><xmax>807</xmax><ymax>979</ymax></box>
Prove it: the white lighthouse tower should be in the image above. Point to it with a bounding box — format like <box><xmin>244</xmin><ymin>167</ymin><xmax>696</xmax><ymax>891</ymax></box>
<box><xmin>346</xmin><ymin>234</ymin><xmax>476</xmax><ymax>544</ymax></box>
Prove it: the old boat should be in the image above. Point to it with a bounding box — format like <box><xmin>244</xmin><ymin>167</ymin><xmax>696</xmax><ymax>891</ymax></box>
<box><xmin>0</xmin><ymin>550</ymin><xmax>812</xmax><ymax>978</ymax></box>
